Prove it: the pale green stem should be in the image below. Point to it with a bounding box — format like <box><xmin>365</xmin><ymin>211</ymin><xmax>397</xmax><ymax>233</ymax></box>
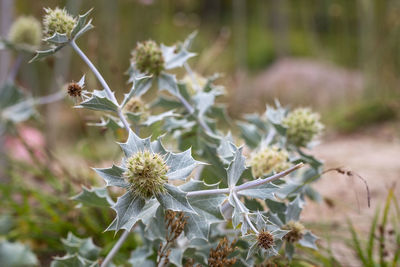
<box><xmin>232</xmin><ymin>191</ymin><xmax>258</xmax><ymax>234</ymax></box>
<box><xmin>70</xmin><ymin>40</ymin><xmax>131</xmax><ymax>132</ymax></box>
<box><xmin>186</xmin><ymin>163</ymin><xmax>303</xmax><ymax>197</ymax></box>
<box><xmin>70</xmin><ymin>40</ymin><xmax>132</xmax><ymax>267</ymax></box>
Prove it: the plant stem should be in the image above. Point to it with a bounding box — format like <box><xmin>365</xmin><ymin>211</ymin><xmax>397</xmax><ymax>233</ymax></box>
<box><xmin>186</xmin><ymin>163</ymin><xmax>303</xmax><ymax>197</ymax></box>
<box><xmin>232</xmin><ymin>192</ymin><xmax>258</xmax><ymax>234</ymax></box>
<box><xmin>70</xmin><ymin>40</ymin><xmax>131</xmax><ymax>132</ymax></box>
<box><xmin>101</xmin><ymin>230</ymin><xmax>130</xmax><ymax>267</ymax></box>
<box><xmin>71</xmin><ymin>40</ymin><xmax>133</xmax><ymax>266</ymax></box>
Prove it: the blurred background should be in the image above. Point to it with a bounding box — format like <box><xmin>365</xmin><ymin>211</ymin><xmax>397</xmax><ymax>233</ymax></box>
<box><xmin>1</xmin><ymin>0</ymin><xmax>399</xmax><ymax>266</ymax></box>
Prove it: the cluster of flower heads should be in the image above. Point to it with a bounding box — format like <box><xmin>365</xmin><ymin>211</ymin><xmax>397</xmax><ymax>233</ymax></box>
<box><xmin>124</xmin><ymin>150</ymin><xmax>169</xmax><ymax>199</ymax></box>
<box><xmin>42</xmin><ymin>7</ymin><xmax>77</xmax><ymax>38</ymax></box>
<box><xmin>132</xmin><ymin>40</ymin><xmax>165</xmax><ymax>76</ymax></box>
<box><xmin>283</xmin><ymin>107</ymin><xmax>324</xmax><ymax>147</ymax></box>
<box><xmin>8</xmin><ymin>16</ymin><xmax>42</xmax><ymax>48</ymax></box>
<box><xmin>249</xmin><ymin>146</ymin><xmax>290</xmax><ymax>178</ymax></box>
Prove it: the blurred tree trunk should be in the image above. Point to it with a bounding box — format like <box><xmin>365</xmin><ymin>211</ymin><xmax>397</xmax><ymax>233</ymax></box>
<box><xmin>0</xmin><ymin>0</ymin><xmax>13</xmax><ymax>180</ymax></box>
<box><xmin>270</xmin><ymin>0</ymin><xmax>289</xmax><ymax>58</ymax></box>
<box><xmin>357</xmin><ymin>0</ymin><xmax>376</xmax><ymax>97</ymax></box>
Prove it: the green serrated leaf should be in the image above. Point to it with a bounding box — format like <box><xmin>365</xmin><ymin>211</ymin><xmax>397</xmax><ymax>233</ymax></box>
<box><xmin>45</xmin><ymin>32</ymin><xmax>69</xmax><ymax>44</ymax></box>
<box><xmin>156</xmin><ymin>184</ymin><xmax>196</xmax><ymax>213</ymax></box>
<box><xmin>94</xmin><ymin>165</ymin><xmax>128</xmax><ymax>188</ymax></box>
<box><xmin>238</xmin><ymin>182</ymin><xmax>279</xmax><ymax>200</ymax></box>
<box><xmin>164</xmin><ymin>149</ymin><xmax>200</xmax><ymax>181</ymax></box>
<box><xmin>161</xmin><ymin>44</ymin><xmax>195</xmax><ymax>70</ymax></box>
<box><xmin>72</xmin><ymin>186</ymin><xmax>114</xmax><ymax>207</ymax></box>
<box><xmin>29</xmin><ymin>45</ymin><xmax>66</xmax><ymax>63</ymax></box>
<box><xmin>0</xmin><ymin>240</ymin><xmax>38</xmax><ymax>267</ymax></box>
<box><xmin>51</xmin><ymin>254</ymin><xmax>98</xmax><ymax>267</ymax></box>
<box><xmin>78</xmin><ymin>90</ymin><xmax>118</xmax><ymax>113</ymax></box>
<box><xmin>299</xmin><ymin>231</ymin><xmax>318</xmax><ymax>249</ymax></box>
<box><xmin>227</xmin><ymin>147</ymin><xmax>246</xmax><ymax>187</ymax></box>
<box><xmin>112</xmin><ymin>192</ymin><xmax>146</xmax><ymax>231</ymax></box>
<box><xmin>158</xmin><ymin>73</ymin><xmax>179</xmax><ymax>97</ymax></box>
<box><xmin>61</xmin><ymin>233</ymin><xmax>101</xmax><ymax>261</ymax></box>
<box><xmin>141</xmin><ymin>110</ymin><xmax>178</xmax><ymax>126</ymax></box>
<box><xmin>71</xmin><ymin>9</ymin><xmax>94</xmax><ymax>39</ymax></box>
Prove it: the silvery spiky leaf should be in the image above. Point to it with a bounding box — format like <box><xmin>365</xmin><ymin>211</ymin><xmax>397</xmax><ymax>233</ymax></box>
<box><xmin>123</xmin><ymin>76</ymin><xmax>153</xmax><ymax>105</ymax></box>
<box><xmin>0</xmin><ymin>240</ymin><xmax>38</xmax><ymax>267</ymax></box>
<box><xmin>237</xmin><ymin>182</ymin><xmax>279</xmax><ymax>200</ymax></box>
<box><xmin>77</xmin><ymin>90</ymin><xmax>119</xmax><ymax>113</ymax></box>
<box><xmin>128</xmin><ymin>247</ymin><xmax>154</xmax><ymax>267</ymax></box>
<box><xmin>51</xmin><ymin>254</ymin><xmax>98</xmax><ymax>267</ymax></box>
<box><xmin>216</xmin><ymin>133</ymin><xmax>236</xmax><ymax>165</ymax></box>
<box><xmin>61</xmin><ymin>233</ymin><xmax>101</xmax><ymax>261</ymax></box>
<box><xmin>180</xmin><ymin>180</ymin><xmax>226</xmax><ymax>240</ymax></box>
<box><xmin>227</xmin><ymin>147</ymin><xmax>247</xmax><ymax>187</ymax></box>
<box><xmin>72</xmin><ymin>186</ymin><xmax>114</xmax><ymax>207</ymax></box>
<box><xmin>161</xmin><ymin>43</ymin><xmax>195</xmax><ymax>70</ymax></box>
<box><xmin>237</xmin><ymin>122</ymin><xmax>262</xmax><ymax>149</ymax></box>
<box><xmin>94</xmin><ymin>130</ymin><xmax>201</xmax><ymax>232</ymax></box>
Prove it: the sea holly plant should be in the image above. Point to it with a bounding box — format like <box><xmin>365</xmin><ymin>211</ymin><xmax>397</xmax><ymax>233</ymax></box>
<box><xmin>22</xmin><ymin>7</ymin><xmax>332</xmax><ymax>266</ymax></box>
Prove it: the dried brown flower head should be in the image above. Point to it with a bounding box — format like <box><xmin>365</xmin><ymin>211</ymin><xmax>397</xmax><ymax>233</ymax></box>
<box><xmin>208</xmin><ymin>237</ymin><xmax>237</xmax><ymax>267</ymax></box>
<box><xmin>257</xmin><ymin>230</ymin><xmax>275</xmax><ymax>250</ymax></box>
<box><xmin>67</xmin><ymin>82</ymin><xmax>82</xmax><ymax>97</ymax></box>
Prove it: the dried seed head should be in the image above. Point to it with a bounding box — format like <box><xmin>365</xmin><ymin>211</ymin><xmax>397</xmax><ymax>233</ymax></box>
<box><xmin>8</xmin><ymin>16</ymin><xmax>42</xmax><ymax>48</ymax></box>
<box><xmin>282</xmin><ymin>108</ymin><xmax>324</xmax><ymax>147</ymax></box>
<box><xmin>182</xmin><ymin>73</ymin><xmax>207</xmax><ymax>95</ymax></box>
<box><xmin>67</xmin><ymin>82</ymin><xmax>82</xmax><ymax>97</ymax></box>
<box><xmin>123</xmin><ymin>97</ymin><xmax>147</xmax><ymax>114</ymax></box>
<box><xmin>43</xmin><ymin>7</ymin><xmax>76</xmax><ymax>38</ymax></box>
<box><xmin>208</xmin><ymin>237</ymin><xmax>237</xmax><ymax>267</ymax></box>
<box><xmin>249</xmin><ymin>146</ymin><xmax>290</xmax><ymax>178</ymax></box>
<box><xmin>282</xmin><ymin>221</ymin><xmax>305</xmax><ymax>243</ymax></box>
<box><xmin>257</xmin><ymin>230</ymin><xmax>275</xmax><ymax>250</ymax></box>
<box><xmin>124</xmin><ymin>150</ymin><xmax>168</xmax><ymax>199</ymax></box>
<box><xmin>132</xmin><ymin>40</ymin><xmax>164</xmax><ymax>76</ymax></box>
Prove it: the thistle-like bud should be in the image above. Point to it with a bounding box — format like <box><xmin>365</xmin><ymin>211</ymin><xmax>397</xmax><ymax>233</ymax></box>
<box><xmin>282</xmin><ymin>221</ymin><xmax>305</xmax><ymax>243</ymax></box>
<box><xmin>8</xmin><ymin>16</ymin><xmax>42</xmax><ymax>48</ymax></box>
<box><xmin>67</xmin><ymin>82</ymin><xmax>82</xmax><ymax>97</ymax></box>
<box><xmin>43</xmin><ymin>7</ymin><xmax>77</xmax><ymax>38</ymax></box>
<box><xmin>123</xmin><ymin>97</ymin><xmax>147</xmax><ymax>114</ymax></box>
<box><xmin>249</xmin><ymin>146</ymin><xmax>290</xmax><ymax>178</ymax></box>
<box><xmin>257</xmin><ymin>230</ymin><xmax>275</xmax><ymax>250</ymax></box>
<box><xmin>132</xmin><ymin>40</ymin><xmax>164</xmax><ymax>76</ymax></box>
<box><xmin>124</xmin><ymin>151</ymin><xmax>168</xmax><ymax>199</ymax></box>
<box><xmin>282</xmin><ymin>108</ymin><xmax>324</xmax><ymax>147</ymax></box>
<box><xmin>182</xmin><ymin>73</ymin><xmax>207</xmax><ymax>95</ymax></box>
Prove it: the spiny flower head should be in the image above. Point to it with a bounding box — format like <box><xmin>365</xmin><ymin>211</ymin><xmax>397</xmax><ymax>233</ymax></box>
<box><xmin>132</xmin><ymin>40</ymin><xmax>164</xmax><ymax>76</ymax></box>
<box><xmin>43</xmin><ymin>7</ymin><xmax>76</xmax><ymax>38</ymax></box>
<box><xmin>124</xmin><ymin>150</ymin><xmax>168</xmax><ymax>199</ymax></box>
<box><xmin>282</xmin><ymin>221</ymin><xmax>305</xmax><ymax>243</ymax></box>
<box><xmin>123</xmin><ymin>97</ymin><xmax>147</xmax><ymax>114</ymax></box>
<box><xmin>8</xmin><ymin>16</ymin><xmax>42</xmax><ymax>48</ymax></box>
<box><xmin>249</xmin><ymin>146</ymin><xmax>290</xmax><ymax>178</ymax></box>
<box><xmin>182</xmin><ymin>73</ymin><xmax>207</xmax><ymax>95</ymax></box>
<box><xmin>282</xmin><ymin>107</ymin><xmax>324</xmax><ymax>147</ymax></box>
<box><xmin>67</xmin><ymin>82</ymin><xmax>82</xmax><ymax>97</ymax></box>
<box><xmin>257</xmin><ymin>230</ymin><xmax>275</xmax><ymax>250</ymax></box>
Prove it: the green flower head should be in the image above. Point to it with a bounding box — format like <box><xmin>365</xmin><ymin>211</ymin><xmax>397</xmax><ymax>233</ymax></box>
<box><xmin>283</xmin><ymin>108</ymin><xmax>324</xmax><ymax>147</ymax></box>
<box><xmin>249</xmin><ymin>146</ymin><xmax>290</xmax><ymax>178</ymax></box>
<box><xmin>43</xmin><ymin>7</ymin><xmax>76</xmax><ymax>38</ymax></box>
<box><xmin>124</xmin><ymin>150</ymin><xmax>168</xmax><ymax>199</ymax></box>
<box><xmin>8</xmin><ymin>16</ymin><xmax>42</xmax><ymax>48</ymax></box>
<box><xmin>123</xmin><ymin>97</ymin><xmax>147</xmax><ymax>114</ymax></box>
<box><xmin>132</xmin><ymin>40</ymin><xmax>164</xmax><ymax>76</ymax></box>
<box><xmin>282</xmin><ymin>221</ymin><xmax>305</xmax><ymax>243</ymax></box>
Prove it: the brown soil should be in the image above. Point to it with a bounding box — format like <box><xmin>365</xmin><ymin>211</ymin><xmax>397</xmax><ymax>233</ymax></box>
<box><xmin>301</xmin><ymin>125</ymin><xmax>400</xmax><ymax>265</ymax></box>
